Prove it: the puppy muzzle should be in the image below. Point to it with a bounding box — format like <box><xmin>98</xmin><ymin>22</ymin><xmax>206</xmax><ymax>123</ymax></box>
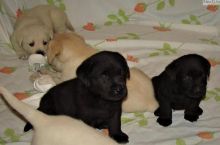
<box><xmin>112</xmin><ymin>84</ymin><xmax>127</xmax><ymax>99</ymax></box>
<box><xmin>36</xmin><ymin>50</ymin><xmax>46</xmax><ymax>56</ymax></box>
<box><xmin>194</xmin><ymin>85</ymin><xmax>206</xmax><ymax>96</ymax></box>
<box><xmin>187</xmin><ymin>88</ymin><xmax>206</xmax><ymax>100</ymax></box>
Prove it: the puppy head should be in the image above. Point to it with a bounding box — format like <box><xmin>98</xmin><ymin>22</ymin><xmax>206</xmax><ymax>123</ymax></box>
<box><xmin>165</xmin><ymin>54</ymin><xmax>210</xmax><ymax>99</ymax></box>
<box><xmin>76</xmin><ymin>51</ymin><xmax>130</xmax><ymax>101</ymax></box>
<box><xmin>47</xmin><ymin>32</ymin><xmax>86</xmax><ymax>64</ymax></box>
<box><xmin>18</xmin><ymin>24</ymin><xmax>53</xmax><ymax>56</ymax></box>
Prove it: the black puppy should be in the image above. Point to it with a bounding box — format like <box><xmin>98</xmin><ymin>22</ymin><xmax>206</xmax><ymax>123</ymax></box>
<box><xmin>152</xmin><ymin>54</ymin><xmax>210</xmax><ymax>127</ymax></box>
<box><xmin>24</xmin><ymin>51</ymin><xmax>130</xmax><ymax>143</ymax></box>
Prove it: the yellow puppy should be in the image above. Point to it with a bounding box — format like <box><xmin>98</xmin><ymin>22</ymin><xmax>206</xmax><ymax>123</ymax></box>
<box><xmin>47</xmin><ymin>32</ymin><xmax>95</xmax><ymax>81</ymax></box>
<box><xmin>11</xmin><ymin>5</ymin><xmax>74</xmax><ymax>59</ymax></box>
<box><xmin>47</xmin><ymin>32</ymin><xmax>158</xmax><ymax>113</ymax></box>
<box><xmin>0</xmin><ymin>86</ymin><xmax>119</xmax><ymax>145</ymax></box>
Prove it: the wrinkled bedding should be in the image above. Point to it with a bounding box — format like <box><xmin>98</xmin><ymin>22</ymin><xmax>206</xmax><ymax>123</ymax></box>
<box><xmin>0</xmin><ymin>0</ymin><xmax>220</xmax><ymax>145</ymax></box>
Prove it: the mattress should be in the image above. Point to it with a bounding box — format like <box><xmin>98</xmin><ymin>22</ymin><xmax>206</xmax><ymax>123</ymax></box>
<box><xmin>0</xmin><ymin>0</ymin><xmax>220</xmax><ymax>145</ymax></box>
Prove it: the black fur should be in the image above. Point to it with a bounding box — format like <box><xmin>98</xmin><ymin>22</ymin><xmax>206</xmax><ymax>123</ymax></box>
<box><xmin>24</xmin><ymin>51</ymin><xmax>130</xmax><ymax>143</ymax></box>
<box><xmin>152</xmin><ymin>54</ymin><xmax>210</xmax><ymax>127</ymax></box>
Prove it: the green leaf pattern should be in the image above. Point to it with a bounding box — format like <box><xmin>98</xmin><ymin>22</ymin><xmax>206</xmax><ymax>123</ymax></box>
<box><xmin>149</xmin><ymin>42</ymin><xmax>179</xmax><ymax>57</ymax></box>
<box><xmin>205</xmin><ymin>88</ymin><xmax>220</xmax><ymax>102</ymax></box>
<box><xmin>199</xmin><ymin>38</ymin><xmax>219</xmax><ymax>45</ymax></box>
<box><xmin>121</xmin><ymin>112</ymin><xmax>148</xmax><ymax>127</ymax></box>
<box><xmin>169</xmin><ymin>0</ymin><xmax>175</xmax><ymax>7</ymax></box>
<box><xmin>0</xmin><ymin>128</ymin><xmax>21</xmax><ymax>145</ymax></box>
<box><xmin>47</xmin><ymin>0</ymin><xmax>66</xmax><ymax>11</ymax></box>
<box><xmin>104</xmin><ymin>9</ymin><xmax>129</xmax><ymax>26</ymax></box>
<box><xmin>104</xmin><ymin>0</ymin><xmax>176</xmax><ymax>26</ymax></box>
<box><xmin>156</xmin><ymin>0</ymin><xmax>176</xmax><ymax>11</ymax></box>
<box><xmin>182</xmin><ymin>15</ymin><xmax>201</xmax><ymax>25</ymax></box>
<box><xmin>176</xmin><ymin>138</ymin><xmax>186</xmax><ymax>145</ymax></box>
<box><xmin>117</xmin><ymin>33</ymin><xmax>140</xmax><ymax>40</ymax></box>
<box><xmin>157</xmin><ymin>0</ymin><xmax>165</xmax><ymax>11</ymax></box>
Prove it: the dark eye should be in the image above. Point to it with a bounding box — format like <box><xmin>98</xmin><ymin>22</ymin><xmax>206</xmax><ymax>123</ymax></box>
<box><xmin>101</xmin><ymin>71</ymin><xmax>109</xmax><ymax>79</ymax></box>
<box><xmin>29</xmin><ymin>41</ymin><xmax>35</xmax><ymax>47</ymax></box>
<box><xmin>43</xmin><ymin>40</ymin><xmax>48</xmax><ymax>45</ymax></box>
<box><xmin>183</xmin><ymin>75</ymin><xmax>192</xmax><ymax>81</ymax></box>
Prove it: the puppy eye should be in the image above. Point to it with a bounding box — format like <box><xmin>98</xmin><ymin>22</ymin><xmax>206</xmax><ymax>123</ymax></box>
<box><xmin>29</xmin><ymin>42</ymin><xmax>35</xmax><ymax>47</ymax></box>
<box><xmin>43</xmin><ymin>40</ymin><xmax>48</xmax><ymax>45</ymax></box>
<box><xmin>183</xmin><ymin>76</ymin><xmax>192</xmax><ymax>81</ymax></box>
<box><xmin>101</xmin><ymin>72</ymin><xmax>109</xmax><ymax>78</ymax></box>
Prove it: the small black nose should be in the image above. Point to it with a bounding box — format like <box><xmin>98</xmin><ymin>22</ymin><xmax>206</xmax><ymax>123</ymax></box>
<box><xmin>112</xmin><ymin>85</ymin><xmax>125</xmax><ymax>95</ymax></box>
<box><xmin>36</xmin><ymin>50</ymin><xmax>45</xmax><ymax>56</ymax></box>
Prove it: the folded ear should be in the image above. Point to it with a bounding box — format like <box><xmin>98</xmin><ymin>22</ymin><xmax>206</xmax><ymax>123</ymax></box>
<box><xmin>112</xmin><ymin>52</ymin><xmax>130</xmax><ymax>79</ymax></box>
<box><xmin>49</xmin><ymin>29</ymin><xmax>53</xmax><ymax>40</ymax></box>
<box><xmin>76</xmin><ymin>57</ymin><xmax>94</xmax><ymax>87</ymax></box>
<box><xmin>122</xmin><ymin>59</ymin><xmax>130</xmax><ymax>79</ymax></box>
<box><xmin>47</xmin><ymin>39</ymin><xmax>62</xmax><ymax>64</ymax></box>
<box><xmin>10</xmin><ymin>31</ymin><xmax>23</xmax><ymax>51</ymax></box>
<box><xmin>203</xmin><ymin>59</ymin><xmax>211</xmax><ymax>78</ymax></box>
<box><xmin>123</xmin><ymin>59</ymin><xmax>130</xmax><ymax>79</ymax></box>
<box><xmin>165</xmin><ymin>61</ymin><xmax>177</xmax><ymax>80</ymax></box>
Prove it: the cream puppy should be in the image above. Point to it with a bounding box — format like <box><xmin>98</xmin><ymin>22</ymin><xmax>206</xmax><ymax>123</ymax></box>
<box><xmin>11</xmin><ymin>5</ymin><xmax>74</xmax><ymax>59</ymax></box>
<box><xmin>0</xmin><ymin>86</ymin><xmax>119</xmax><ymax>145</ymax></box>
<box><xmin>47</xmin><ymin>32</ymin><xmax>96</xmax><ymax>81</ymax></box>
<box><xmin>47</xmin><ymin>32</ymin><xmax>158</xmax><ymax>113</ymax></box>
<box><xmin>123</xmin><ymin>68</ymin><xmax>156</xmax><ymax>112</ymax></box>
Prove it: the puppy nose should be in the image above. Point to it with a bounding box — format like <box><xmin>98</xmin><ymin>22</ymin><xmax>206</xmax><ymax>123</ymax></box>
<box><xmin>194</xmin><ymin>87</ymin><xmax>201</xmax><ymax>93</ymax></box>
<box><xmin>113</xmin><ymin>85</ymin><xmax>125</xmax><ymax>95</ymax></box>
<box><xmin>194</xmin><ymin>87</ymin><xmax>203</xmax><ymax>95</ymax></box>
<box><xmin>36</xmin><ymin>50</ymin><xmax>45</xmax><ymax>56</ymax></box>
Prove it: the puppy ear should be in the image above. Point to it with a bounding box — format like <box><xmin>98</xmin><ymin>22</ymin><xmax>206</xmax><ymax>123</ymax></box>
<box><xmin>11</xmin><ymin>31</ymin><xmax>23</xmax><ymax>48</ymax></box>
<box><xmin>49</xmin><ymin>30</ymin><xmax>53</xmax><ymax>40</ymax></box>
<box><xmin>76</xmin><ymin>58</ymin><xmax>94</xmax><ymax>87</ymax></box>
<box><xmin>47</xmin><ymin>40</ymin><xmax>62</xmax><ymax>64</ymax></box>
<box><xmin>204</xmin><ymin>59</ymin><xmax>211</xmax><ymax>78</ymax></box>
<box><xmin>165</xmin><ymin>61</ymin><xmax>177</xmax><ymax>80</ymax></box>
<box><xmin>10</xmin><ymin>31</ymin><xmax>24</xmax><ymax>55</ymax></box>
<box><xmin>113</xmin><ymin>52</ymin><xmax>130</xmax><ymax>79</ymax></box>
<box><xmin>124</xmin><ymin>62</ymin><xmax>130</xmax><ymax>79</ymax></box>
<box><xmin>17</xmin><ymin>35</ymin><xmax>23</xmax><ymax>47</ymax></box>
<box><xmin>42</xmin><ymin>25</ymin><xmax>53</xmax><ymax>40</ymax></box>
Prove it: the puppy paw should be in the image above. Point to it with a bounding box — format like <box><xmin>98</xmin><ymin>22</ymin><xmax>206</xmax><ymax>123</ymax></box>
<box><xmin>157</xmin><ymin>117</ymin><xmax>172</xmax><ymax>127</ymax></box>
<box><xmin>184</xmin><ymin>114</ymin><xmax>199</xmax><ymax>122</ymax></box>
<box><xmin>154</xmin><ymin>108</ymin><xmax>160</xmax><ymax>116</ymax></box>
<box><xmin>24</xmin><ymin>122</ymin><xmax>33</xmax><ymax>132</ymax></box>
<box><xmin>197</xmin><ymin>107</ymin><xmax>203</xmax><ymax>116</ymax></box>
<box><xmin>111</xmin><ymin>132</ymin><xmax>129</xmax><ymax>143</ymax></box>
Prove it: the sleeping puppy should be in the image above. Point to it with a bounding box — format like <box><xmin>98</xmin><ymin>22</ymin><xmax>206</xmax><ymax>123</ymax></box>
<box><xmin>47</xmin><ymin>32</ymin><xmax>158</xmax><ymax>113</ymax></box>
<box><xmin>47</xmin><ymin>32</ymin><xmax>96</xmax><ymax>81</ymax></box>
<box><xmin>152</xmin><ymin>54</ymin><xmax>211</xmax><ymax>127</ymax></box>
<box><xmin>24</xmin><ymin>51</ymin><xmax>130</xmax><ymax>143</ymax></box>
<box><xmin>11</xmin><ymin>5</ymin><xmax>74</xmax><ymax>59</ymax></box>
<box><xmin>0</xmin><ymin>87</ymin><xmax>119</xmax><ymax>145</ymax></box>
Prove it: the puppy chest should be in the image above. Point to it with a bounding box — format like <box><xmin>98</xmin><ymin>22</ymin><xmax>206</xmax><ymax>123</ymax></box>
<box><xmin>171</xmin><ymin>96</ymin><xmax>191</xmax><ymax>110</ymax></box>
<box><xmin>81</xmin><ymin>111</ymin><xmax>112</xmax><ymax>129</ymax></box>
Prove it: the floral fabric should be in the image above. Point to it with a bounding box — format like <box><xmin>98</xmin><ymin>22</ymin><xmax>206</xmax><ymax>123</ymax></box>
<box><xmin>0</xmin><ymin>0</ymin><xmax>220</xmax><ymax>145</ymax></box>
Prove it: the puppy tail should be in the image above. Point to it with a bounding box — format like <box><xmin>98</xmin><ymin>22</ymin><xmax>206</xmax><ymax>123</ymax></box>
<box><xmin>0</xmin><ymin>86</ymin><xmax>48</xmax><ymax>129</ymax></box>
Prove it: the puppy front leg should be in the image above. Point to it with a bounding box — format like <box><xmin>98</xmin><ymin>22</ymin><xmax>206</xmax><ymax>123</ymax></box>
<box><xmin>109</xmin><ymin>110</ymin><xmax>128</xmax><ymax>143</ymax></box>
<box><xmin>156</xmin><ymin>102</ymin><xmax>172</xmax><ymax>127</ymax></box>
<box><xmin>184</xmin><ymin>101</ymin><xmax>203</xmax><ymax>122</ymax></box>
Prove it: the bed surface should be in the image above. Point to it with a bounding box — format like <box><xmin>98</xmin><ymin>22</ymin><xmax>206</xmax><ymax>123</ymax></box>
<box><xmin>0</xmin><ymin>0</ymin><xmax>220</xmax><ymax>145</ymax></box>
